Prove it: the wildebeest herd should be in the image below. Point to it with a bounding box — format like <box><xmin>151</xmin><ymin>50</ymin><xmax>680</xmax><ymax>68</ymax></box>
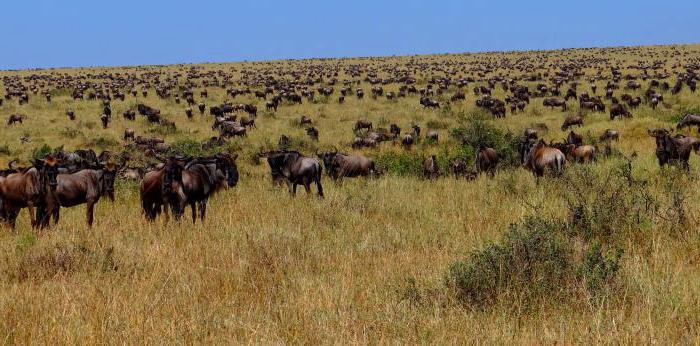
<box><xmin>1</xmin><ymin>45</ymin><xmax>700</xmax><ymax>230</ymax></box>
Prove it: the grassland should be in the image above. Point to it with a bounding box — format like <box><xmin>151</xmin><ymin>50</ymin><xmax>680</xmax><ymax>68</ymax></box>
<box><xmin>0</xmin><ymin>45</ymin><xmax>699</xmax><ymax>344</ymax></box>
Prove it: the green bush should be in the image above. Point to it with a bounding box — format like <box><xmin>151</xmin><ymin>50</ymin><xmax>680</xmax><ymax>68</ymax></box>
<box><xmin>0</xmin><ymin>143</ymin><xmax>11</xmax><ymax>156</ymax></box>
<box><xmin>84</xmin><ymin>136</ymin><xmax>118</xmax><ymax>150</ymax></box>
<box><xmin>171</xmin><ymin>139</ymin><xmax>207</xmax><ymax>157</ymax></box>
<box><xmin>450</xmin><ymin>119</ymin><xmax>519</xmax><ymax>167</ymax></box>
<box><xmin>30</xmin><ymin>144</ymin><xmax>55</xmax><ymax>160</ymax></box>
<box><xmin>446</xmin><ymin>217</ymin><xmax>571</xmax><ymax>306</ymax></box>
<box><xmin>577</xmin><ymin>242</ymin><xmax>622</xmax><ymax>296</ymax></box>
<box><xmin>375</xmin><ymin>151</ymin><xmax>423</xmax><ymax>177</ymax></box>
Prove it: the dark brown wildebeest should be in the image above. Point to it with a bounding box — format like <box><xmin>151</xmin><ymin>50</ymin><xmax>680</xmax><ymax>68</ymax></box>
<box><xmin>181</xmin><ymin>153</ymin><xmax>239</xmax><ymax>223</ymax></box>
<box><xmin>610</xmin><ymin>103</ymin><xmax>631</xmax><ymax>120</ymax></box>
<box><xmin>451</xmin><ymin>158</ymin><xmax>476</xmax><ymax>179</ymax></box>
<box><xmin>475</xmin><ymin>147</ymin><xmax>498</xmax><ymax>175</ymax></box>
<box><xmin>561</xmin><ymin>115</ymin><xmax>583</xmax><ymax>131</ymax></box>
<box><xmin>338</xmin><ymin>95</ymin><xmax>345</xmax><ymax>103</ymax></box>
<box><xmin>198</xmin><ymin>103</ymin><xmax>206</xmax><ymax>114</ymax></box>
<box><xmin>123</xmin><ymin>110</ymin><xmax>136</xmax><ymax>121</ymax></box>
<box><xmin>66</xmin><ymin>110</ymin><xmax>75</xmax><ymax>120</ymax></box>
<box><xmin>543</xmin><ymin>97</ymin><xmax>567</xmax><ymax>111</ymax></box>
<box><xmin>566</xmin><ymin>131</ymin><xmax>583</xmax><ymax>146</ymax></box>
<box><xmin>185</xmin><ymin>108</ymin><xmax>193</xmax><ymax>119</ymax></box>
<box><xmin>306</xmin><ymin>127</ymin><xmax>319</xmax><ymax>141</ymax></box>
<box><xmin>101</xmin><ymin>114</ymin><xmax>110</xmax><ymax>129</ymax></box>
<box><xmin>676</xmin><ymin>114</ymin><xmax>700</xmax><ymax>131</ymax></box>
<box><xmin>243</xmin><ymin>104</ymin><xmax>257</xmax><ymax>117</ymax></box>
<box><xmin>522</xmin><ymin>139</ymin><xmax>566</xmax><ymax>177</ymax></box>
<box><xmin>565</xmin><ymin>144</ymin><xmax>597</xmax><ymax>163</ymax></box>
<box><xmin>7</xmin><ymin>114</ymin><xmax>23</xmax><ymax>125</ymax></box>
<box><xmin>266</xmin><ymin>100</ymin><xmax>278</xmax><ymax>112</ymax></box>
<box><xmin>451</xmin><ymin>91</ymin><xmax>466</xmax><ymax>102</ymax></box>
<box><xmin>0</xmin><ymin>156</ymin><xmax>61</xmax><ymax>228</ymax></box>
<box><xmin>356</xmin><ymin>89</ymin><xmax>364</xmax><ymax>99</ymax></box>
<box><xmin>352</xmin><ymin>137</ymin><xmax>377</xmax><ymax>149</ymax></box>
<box><xmin>354</xmin><ymin>119</ymin><xmax>373</xmax><ymax>131</ymax></box>
<box><xmin>390</xmin><ymin>124</ymin><xmax>401</xmax><ymax>138</ymax></box>
<box><xmin>38</xmin><ymin>162</ymin><xmax>119</xmax><ymax>228</ymax></box>
<box><xmin>420</xmin><ymin>97</ymin><xmax>440</xmax><ymax>108</ymax></box>
<box><xmin>648</xmin><ymin>129</ymin><xmax>700</xmax><ymax>170</ymax></box>
<box><xmin>523</xmin><ymin>128</ymin><xmax>539</xmax><ymax>141</ymax></box>
<box><xmin>317</xmin><ymin>150</ymin><xmax>377</xmax><ymax>179</ymax></box>
<box><xmin>300</xmin><ymin>115</ymin><xmax>313</xmax><ymax>126</ymax></box>
<box><xmin>259</xmin><ymin>150</ymin><xmax>324</xmax><ymax>197</ymax></box>
<box><xmin>140</xmin><ymin>157</ymin><xmax>187</xmax><ymax>221</ymax></box>
<box><xmin>124</xmin><ymin>128</ymin><xmax>135</xmax><ymax>141</ymax></box>
<box><xmin>401</xmin><ymin>134</ymin><xmax>414</xmax><ymax>149</ymax></box>
<box><xmin>239</xmin><ymin>116</ymin><xmax>256</xmax><ymax>129</ymax></box>
<box><xmin>411</xmin><ymin>124</ymin><xmax>421</xmax><ymax>139</ymax></box>
<box><xmin>137</xmin><ymin>104</ymin><xmax>161</xmax><ymax>117</ymax></box>
<box><xmin>213</xmin><ymin>118</ymin><xmax>247</xmax><ymax>138</ymax></box>
<box><xmin>422</xmin><ymin>155</ymin><xmax>440</xmax><ymax>179</ymax></box>
<box><xmin>426</xmin><ymin>130</ymin><xmax>439</xmax><ymax>143</ymax></box>
<box><xmin>599</xmin><ymin>129</ymin><xmax>619</xmax><ymax>142</ymax></box>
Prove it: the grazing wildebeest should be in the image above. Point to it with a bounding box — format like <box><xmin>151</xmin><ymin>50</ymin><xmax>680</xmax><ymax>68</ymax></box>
<box><xmin>610</xmin><ymin>103</ymin><xmax>631</xmax><ymax>120</ymax></box>
<box><xmin>266</xmin><ymin>100</ymin><xmax>278</xmax><ymax>112</ymax></box>
<box><xmin>259</xmin><ymin>150</ymin><xmax>324</xmax><ymax>197</ymax></box>
<box><xmin>213</xmin><ymin>118</ymin><xmax>247</xmax><ymax>137</ymax></box>
<box><xmin>300</xmin><ymin>115</ymin><xmax>313</xmax><ymax>126</ymax></box>
<box><xmin>561</xmin><ymin>115</ymin><xmax>583</xmax><ymax>131</ymax></box>
<box><xmin>420</xmin><ymin>97</ymin><xmax>440</xmax><ymax>108</ymax></box>
<box><xmin>648</xmin><ymin>129</ymin><xmax>700</xmax><ymax>170</ymax></box>
<box><xmin>354</xmin><ymin>119</ymin><xmax>373</xmax><ymax>131</ymax></box>
<box><xmin>676</xmin><ymin>114</ymin><xmax>700</xmax><ymax>131</ymax></box>
<box><xmin>317</xmin><ymin>149</ymin><xmax>377</xmax><ymax>179</ymax></box>
<box><xmin>137</xmin><ymin>104</ymin><xmax>161</xmax><ymax>117</ymax></box>
<box><xmin>422</xmin><ymin>155</ymin><xmax>440</xmax><ymax>179</ymax></box>
<box><xmin>7</xmin><ymin>114</ymin><xmax>23</xmax><ymax>125</ymax></box>
<box><xmin>140</xmin><ymin>157</ymin><xmax>186</xmax><ymax>221</ymax></box>
<box><xmin>352</xmin><ymin>137</ymin><xmax>377</xmax><ymax>149</ymax></box>
<box><xmin>411</xmin><ymin>124</ymin><xmax>421</xmax><ymax>139</ymax></box>
<box><xmin>239</xmin><ymin>116</ymin><xmax>256</xmax><ymax>128</ymax></box>
<box><xmin>38</xmin><ymin>161</ymin><xmax>118</xmax><ymax>228</ymax></box>
<box><xmin>523</xmin><ymin>140</ymin><xmax>566</xmax><ymax>177</ymax></box>
<box><xmin>185</xmin><ymin>108</ymin><xmax>193</xmax><ymax>119</ymax></box>
<box><xmin>198</xmin><ymin>103</ymin><xmax>206</xmax><ymax>114</ymax></box>
<box><xmin>181</xmin><ymin>153</ymin><xmax>239</xmax><ymax>223</ymax></box>
<box><xmin>599</xmin><ymin>129</ymin><xmax>619</xmax><ymax>142</ymax></box>
<box><xmin>66</xmin><ymin>110</ymin><xmax>75</xmax><ymax>120</ymax></box>
<box><xmin>0</xmin><ymin>156</ymin><xmax>61</xmax><ymax>228</ymax></box>
<box><xmin>543</xmin><ymin>98</ymin><xmax>567</xmax><ymax>111</ymax></box>
<box><xmin>101</xmin><ymin>114</ymin><xmax>110</xmax><ymax>129</ymax></box>
<box><xmin>124</xmin><ymin>128</ymin><xmax>135</xmax><ymax>141</ymax></box>
<box><xmin>475</xmin><ymin>147</ymin><xmax>498</xmax><ymax>175</ymax></box>
<box><xmin>306</xmin><ymin>127</ymin><xmax>319</xmax><ymax>141</ymax></box>
<box><xmin>123</xmin><ymin>110</ymin><xmax>136</xmax><ymax>121</ymax></box>
<box><xmin>565</xmin><ymin>144</ymin><xmax>597</xmax><ymax>163</ymax></box>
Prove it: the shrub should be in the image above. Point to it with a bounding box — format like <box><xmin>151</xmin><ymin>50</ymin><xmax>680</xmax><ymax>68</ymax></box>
<box><xmin>426</xmin><ymin>119</ymin><xmax>450</xmax><ymax>130</ymax></box>
<box><xmin>446</xmin><ymin>217</ymin><xmax>571</xmax><ymax>306</ymax></box>
<box><xmin>30</xmin><ymin>144</ymin><xmax>55</xmax><ymax>160</ymax></box>
<box><xmin>171</xmin><ymin>138</ymin><xmax>207</xmax><ymax>157</ymax></box>
<box><xmin>577</xmin><ymin>242</ymin><xmax>622</xmax><ymax>296</ymax></box>
<box><xmin>84</xmin><ymin>136</ymin><xmax>118</xmax><ymax>150</ymax></box>
<box><xmin>450</xmin><ymin>119</ymin><xmax>520</xmax><ymax>167</ymax></box>
<box><xmin>0</xmin><ymin>143</ymin><xmax>11</xmax><ymax>156</ymax></box>
<box><xmin>375</xmin><ymin>151</ymin><xmax>423</xmax><ymax>177</ymax></box>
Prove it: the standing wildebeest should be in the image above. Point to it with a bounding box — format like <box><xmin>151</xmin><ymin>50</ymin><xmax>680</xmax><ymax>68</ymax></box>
<box><xmin>259</xmin><ymin>150</ymin><xmax>324</xmax><ymax>197</ymax></box>
<box><xmin>648</xmin><ymin>129</ymin><xmax>700</xmax><ymax>170</ymax></box>
<box><xmin>124</xmin><ymin>128</ymin><xmax>135</xmax><ymax>141</ymax></box>
<box><xmin>426</xmin><ymin>129</ymin><xmax>439</xmax><ymax>143</ymax></box>
<box><xmin>101</xmin><ymin>114</ymin><xmax>110</xmax><ymax>129</ymax></box>
<box><xmin>676</xmin><ymin>114</ymin><xmax>700</xmax><ymax>131</ymax></box>
<box><xmin>38</xmin><ymin>162</ymin><xmax>118</xmax><ymax>228</ymax></box>
<box><xmin>300</xmin><ymin>115</ymin><xmax>313</xmax><ymax>126</ymax></box>
<box><xmin>140</xmin><ymin>157</ymin><xmax>187</xmax><ymax>221</ymax></box>
<box><xmin>523</xmin><ymin>140</ymin><xmax>566</xmax><ymax>177</ymax></box>
<box><xmin>354</xmin><ymin>119</ymin><xmax>373</xmax><ymax>131</ymax></box>
<box><xmin>599</xmin><ymin>129</ymin><xmax>619</xmax><ymax>142</ymax></box>
<box><xmin>66</xmin><ymin>110</ymin><xmax>76</xmax><ymax>120</ymax></box>
<box><xmin>198</xmin><ymin>103</ymin><xmax>206</xmax><ymax>114</ymax></box>
<box><xmin>185</xmin><ymin>108</ymin><xmax>194</xmax><ymax>119</ymax></box>
<box><xmin>123</xmin><ymin>110</ymin><xmax>136</xmax><ymax>121</ymax></box>
<box><xmin>566</xmin><ymin>131</ymin><xmax>583</xmax><ymax>146</ymax></box>
<box><xmin>543</xmin><ymin>98</ymin><xmax>567</xmax><ymax>111</ymax></box>
<box><xmin>610</xmin><ymin>103</ymin><xmax>631</xmax><ymax>120</ymax></box>
<box><xmin>239</xmin><ymin>116</ymin><xmax>256</xmax><ymax>128</ymax></box>
<box><xmin>306</xmin><ymin>127</ymin><xmax>319</xmax><ymax>141</ymax></box>
<box><xmin>401</xmin><ymin>134</ymin><xmax>414</xmax><ymax>149</ymax></box>
<box><xmin>0</xmin><ymin>156</ymin><xmax>60</xmax><ymax>228</ymax></box>
<box><xmin>422</xmin><ymin>155</ymin><xmax>440</xmax><ymax>179</ymax></box>
<box><xmin>317</xmin><ymin>150</ymin><xmax>377</xmax><ymax>179</ymax></box>
<box><xmin>213</xmin><ymin>117</ymin><xmax>247</xmax><ymax>138</ymax></box>
<box><xmin>389</xmin><ymin>124</ymin><xmax>401</xmax><ymax>138</ymax></box>
<box><xmin>7</xmin><ymin>114</ymin><xmax>23</xmax><ymax>125</ymax></box>
<box><xmin>181</xmin><ymin>153</ymin><xmax>239</xmax><ymax>223</ymax></box>
<box><xmin>475</xmin><ymin>147</ymin><xmax>498</xmax><ymax>175</ymax></box>
<box><xmin>561</xmin><ymin>115</ymin><xmax>583</xmax><ymax>131</ymax></box>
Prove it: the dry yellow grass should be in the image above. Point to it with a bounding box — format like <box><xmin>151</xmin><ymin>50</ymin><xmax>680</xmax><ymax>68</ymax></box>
<box><xmin>0</xmin><ymin>44</ymin><xmax>699</xmax><ymax>344</ymax></box>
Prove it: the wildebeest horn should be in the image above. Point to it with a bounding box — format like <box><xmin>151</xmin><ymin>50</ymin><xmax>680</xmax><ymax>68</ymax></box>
<box><xmin>8</xmin><ymin>159</ymin><xmax>17</xmax><ymax>170</ymax></box>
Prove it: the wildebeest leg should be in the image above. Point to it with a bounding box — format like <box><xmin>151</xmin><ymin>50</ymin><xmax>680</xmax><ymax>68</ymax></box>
<box><xmin>315</xmin><ymin>177</ymin><xmax>324</xmax><ymax>198</ymax></box>
<box><xmin>28</xmin><ymin>204</ymin><xmax>36</xmax><ymax>228</ymax></box>
<box><xmin>86</xmin><ymin>202</ymin><xmax>94</xmax><ymax>227</ymax></box>
<box><xmin>199</xmin><ymin>201</ymin><xmax>206</xmax><ymax>222</ymax></box>
<box><xmin>190</xmin><ymin>202</ymin><xmax>197</xmax><ymax>224</ymax></box>
<box><xmin>52</xmin><ymin>207</ymin><xmax>60</xmax><ymax>225</ymax></box>
<box><xmin>292</xmin><ymin>183</ymin><xmax>298</xmax><ymax>195</ymax></box>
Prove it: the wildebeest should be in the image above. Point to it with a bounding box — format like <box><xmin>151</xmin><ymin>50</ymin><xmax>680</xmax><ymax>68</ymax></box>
<box><xmin>213</xmin><ymin>117</ymin><xmax>247</xmax><ymax>137</ymax></box>
<box><xmin>198</xmin><ymin>103</ymin><xmax>206</xmax><ymax>114</ymax></box>
<box><xmin>181</xmin><ymin>153</ymin><xmax>239</xmax><ymax>223</ymax></box>
<box><xmin>561</xmin><ymin>115</ymin><xmax>583</xmax><ymax>131</ymax></box>
<box><xmin>422</xmin><ymin>155</ymin><xmax>440</xmax><ymax>179</ymax></box>
<box><xmin>522</xmin><ymin>140</ymin><xmax>566</xmax><ymax>177</ymax></box>
<box><xmin>185</xmin><ymin>108</ymin><xmax>193</xmax><ymax>119</ymax></box>
<box><xmin>426</xmin><ymin>129</ymin><xmax>439</xmax><ymax>143</ymax></box>
<box><xmin>566</xmin><ymin>131</ymin><xmax>583</xmax><ymax>146</ymax></box>
<box><xmin>676</xmin><ymin>114</ymin><xmax>700</xmax><ymax>131</ymax></box>
<box><xmin>101</xmin><ymin>114</ymin><xmax>110</xmax><ymax>129</ymax></box>
<box><xmin>352</xmin><ymin>137</ymin><xmax>378</xmax><ymax>149</ymax></box>
<box><xmin>317</xmin><ymin>149</ymin><xmax>377</xmax><ymax>179</ymax></box>
<box><xmin>0</xmin><ymin>156</ymin><xmax>61</xmax><ymax>228</ymax></box>
<box><xmin>300</xmin><ymin>115</ymin><xmax>313</xmax><ymax>126</ymax></box>
<box><xmin>140</xmin><ymin>157</ymin><xmax>186</xmax><ymax>221</ymax></box>
<box><xmin>475</xmin><ymin>147</ymin><xmax>498</xmax><ymax>175</ymax></box>
<box><xmin>401</xmin><ymin>134</ymin><xmax>414</xmax><ymax>149</ymax></box>
<box><xmin>259</xmin><ymin>150</ymin><xmax>324</xmax><ymax>197</ymax></box>
<box><xmin>306</xmin><ymin>127</ymin><xmax>319</xmax><ymax>141</ymax></box>
<box><xmin>420</xmin><ymin>97</ymin><xmax>440</xmax><ymax>108</ymax></box>
<box><xmin>610</xmin><ymin>103</ymin><xmax>631</xmax><ymax>120</ymax></box>
<box><xmin>123</xmin><ymin>110</ymin><xmax>136</xmax><ymax>121</ymax></box>
<box><xmin>124</xmin><ymin>128</ymin><xmax>135</xmax><ymax>141</ymax></box>
<box><xmin>38</xmin><ymin>161</ymin><xmax>118</xmax><ymax>228</ymax></box>
<box><xmin>389</xmin><ymin>124</ymin><xmax>401</xmax><ymax>138</ymax></box>
<box><xmin>599</xmin><ymin>129</ymin><xmax>619</xmax><ymax>142</ymax></box>
<box><xmin>137</xmin><ymin>104</ymin><xmax>161</xmax><ymax>117</ymax></box>
<box><xmin>354</xmin><ymin>119</ymin><xmax>373</xmax><ymax>131</ymax></box>
<box><xmin>648</xmin><ymin>129</ymin><xmax>700</xmax><ymax>170</ymax></box>
<box><xmin>543</xmin><ymin>98</ymin><xmax>567</xmax><ymax>111</ymax></box>
<box><xmin>66</xmin><ymin>110</ymin><xmax>76</xmax><ymax>120</ymax></box>
<box><xmin>565</xmin><ymin>144</ymin><xmax>597</xmax><ymax>163</ymax></box>
<box><xmin>7</xmin><ymin>114</ymin><xmax>23</xmax><ymax>125</ymax></box>
<box><xmin>239</xmin><ymin>116</ymin><xmax>256</xmax><ymax>128</ymax></box>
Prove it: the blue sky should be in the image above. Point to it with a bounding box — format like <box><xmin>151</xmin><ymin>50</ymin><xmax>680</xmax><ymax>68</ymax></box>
<box><xmin>1</xmin><ymin>0</ymin><xmax>697</xmax><ymax>69</ymax></box>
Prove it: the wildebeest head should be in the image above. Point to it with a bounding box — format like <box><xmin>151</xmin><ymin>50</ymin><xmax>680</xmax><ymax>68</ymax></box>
<box><xmin>99</xmin><ymin>161</ymin><xmax>118</xmax><ymax>201</ymax></box>
<box><xmin>215</xmin><ymin>153</ymin><xmax>239</xmax><ymax>188</ymax></box>
<box><xmin>34</xmin><ymin>156</ymin><xmax>60</xmax><ymax>191</ymax></box>
<box><xmin>316</xmin><ymin>148</ymin><xmax>339</xmax><ymax>176</ymax></box>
